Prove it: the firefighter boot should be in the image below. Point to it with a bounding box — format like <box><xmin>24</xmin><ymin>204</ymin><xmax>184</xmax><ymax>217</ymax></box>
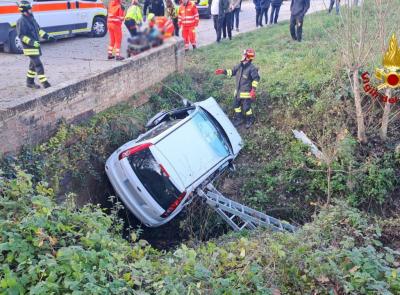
<box><xmin>42</xmin><ymin>81</ymin><xmax>51</xmax><ymax>89</ymax></box>
<box><xmin>245</xmin><ymin>115</ymin><xmax>255</xmax><ymax>129</ymax></box>
<box><xmin>26</xmin><ymin>77</ymin><xmax>40</xmax><ymax>89</ymax></box>
<box><xmin>232</xmin><ymin>112</ymin><xmax>243</xmax><ymax>126</ymax></box>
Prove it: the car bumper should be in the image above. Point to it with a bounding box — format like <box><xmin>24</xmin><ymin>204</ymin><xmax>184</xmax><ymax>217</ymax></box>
<box><xmin>105</xmin><ymin>152</ymin><xmax>166</xmax><ymax>227</ymax></box>
<box><xmin>197</xmin><ymin>6</ymin><xmax>210</xmax><ymax>18</ymax></box>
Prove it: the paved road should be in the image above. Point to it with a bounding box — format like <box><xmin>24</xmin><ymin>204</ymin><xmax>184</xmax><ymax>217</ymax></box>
<box><xmin>0</xmin><ymin>0</ymin><xmax>328</xmax><ymax>104</ymax></box>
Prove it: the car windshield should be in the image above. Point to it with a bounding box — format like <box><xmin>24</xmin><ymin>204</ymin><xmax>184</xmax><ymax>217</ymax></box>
<box><xmin>192</xmin><ymin>109</ymin><xmax>231</xmax><ymax>157</ymax></box>
<box><xmin>127</xmin><ymin>148</ymin><xmax>180</xmax><ymax>210</ymax></box>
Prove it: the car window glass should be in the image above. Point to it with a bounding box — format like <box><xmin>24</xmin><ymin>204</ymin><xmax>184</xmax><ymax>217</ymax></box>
<box><xmin>138</xmin><ymin>119</ymin><xmax>182</xmax><ymax>142</ymax></box>
<box><xmin>128</xmin><ymin>148</ymin><xmax>180</xmax><ymax>210</ymax></box>
<box><xmin>193</xmin><ymin>110</ymin><xmax>230</xmax><ymax>157</ymax></box>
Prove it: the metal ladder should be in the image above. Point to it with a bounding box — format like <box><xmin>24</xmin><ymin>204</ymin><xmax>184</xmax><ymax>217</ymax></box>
<box><xmin>196</xmin><ymin>183</ymin><xmax>296</xmax><ymax>232</ymax></box>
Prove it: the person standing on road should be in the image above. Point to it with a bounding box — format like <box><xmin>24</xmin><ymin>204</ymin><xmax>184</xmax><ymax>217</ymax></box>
<box><xmin>328</xmin><ymin>0</ymin><xmax>340</xmax><ymax>15</ymax></box>
<box><xmin>289</xmin><ymin>0</ymin><xmax>310</xmax><ymax>42</ymax></box>
<box><xmin>144</xmin><ymin>0</ymin><xmax>165</xmax><ymax>17</ymax></box>
<box><xmin>254</xmin><ymin>0</ymin><xmax>262</xmax><ymax>27</ymax></box>
<box><xmin>16</xmin><ymin>0</ymin><xmax>55</xmax><ymax>89</ymax></box>
<box><xmin>211</xmin><ymin>0</ymin><xmax>229</xmax><ymax>42</ymax></box>
<box><xmin>215</xmin><ymin>48</ymin><xmax>261</xmax><ymax>128</ymax></box>
<box><xmin>125</xmin><ymin>0</ymin><xmax>143</xmax><ymax>37</ymax></box>
<box><xmin>269</xmin><ymin>0</ymin><xmax>282</xmax><ymax>24</ymax></box>
<box><xmin>211</xmin><ymin>0</ymin><xmax>221</xmax><ymax>39</ymax></box>
<box><xmin>107</xmin><ymin>0</ymin><xmax>125</xmax><ymax>60</ymax></box>
<box><xmin>262</xmin><ymin>0</ymin><xmax>271</xmax><ymax>26</ymax></box>
<box><xmin>166</xmin><ymin>0</ymin><xmax>179</xmax><ymax>36</ymax></box>
<box><xmin>230</xmin><ymin>0</ymin><xmax>242</xmax><ymax>32</ymax></box>
<box><xmin>222</xmin><ymin>0</ymin><xmax>232</xmax><ymax>40</ymax></box>
<box><xmin>178</xmin><ymin>0</ymin><xmax>199</xmax><ymax>51</ymax></box>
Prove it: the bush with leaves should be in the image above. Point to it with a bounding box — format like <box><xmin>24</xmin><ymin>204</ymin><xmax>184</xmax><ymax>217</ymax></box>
<box><xmin>1</xmin><ymin>168</ymin><xmax>400</xmax><ymax>294</ymax></box>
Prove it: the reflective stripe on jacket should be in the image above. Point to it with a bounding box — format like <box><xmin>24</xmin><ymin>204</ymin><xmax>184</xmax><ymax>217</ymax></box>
<box><xmin>226</xmin><ymin>62</ymin><xmax>260</xmax><ymax>99</ymax></box>
<box><xmin>178</xmin><ymin>1</ymin><xmax>199</xmax><ymax>27</ymax></box>
<box><xmin>125</xmin><ymin>4</ymin><xmax>143</xmax><ymax>23</ymax></box>
<box><xmin>16</xmin><ymin>14</ymin><xmax>49</xmax><ymax>56</ymax></box>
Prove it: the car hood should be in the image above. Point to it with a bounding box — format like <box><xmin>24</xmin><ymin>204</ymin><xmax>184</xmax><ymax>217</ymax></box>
<box><xmin>196</xmin><ymin>97</ymin><xmax>243</xmax><ymax>156</ymax></box>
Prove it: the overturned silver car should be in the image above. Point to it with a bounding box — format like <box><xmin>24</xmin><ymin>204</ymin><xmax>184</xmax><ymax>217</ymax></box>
<box><xmin>105</xmin><ymin>97</ymin><xmax>243</xmax><ymax>227</ymax></box>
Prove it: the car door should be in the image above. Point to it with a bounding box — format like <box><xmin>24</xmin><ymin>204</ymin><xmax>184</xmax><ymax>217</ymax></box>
<box><xmin>32</xmin><ymin>0</ymin><xmax>80</xmax><ymax>36</ymax></box>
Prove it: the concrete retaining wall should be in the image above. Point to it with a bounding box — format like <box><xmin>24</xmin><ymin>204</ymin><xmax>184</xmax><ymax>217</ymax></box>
<box><xmin>0</xmin><ymin>39</ymin><xmax>184</xmax><ymax>154</ymax></box>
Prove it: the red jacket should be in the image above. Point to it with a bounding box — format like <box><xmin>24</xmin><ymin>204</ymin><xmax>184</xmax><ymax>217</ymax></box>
<box><xmin>178</xmin><ymin>1</ymin><xmax>199</xmax><ymax>28</ymax></box>
<box><xmin>108</xmin><ymin>0</ymin><xmax>124</xmax><ymax>24</ymax></box>
<box><xmin>155</xmin><ymin>16</ymin><xmax>175</xmax><ymax>38</ymax></box>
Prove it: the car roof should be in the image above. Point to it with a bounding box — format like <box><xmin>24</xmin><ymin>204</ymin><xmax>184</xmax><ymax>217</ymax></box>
<box><xmin>153</xmin><ymin>109</ymin><xmax>231</xmax><ymax>188</ymax></box>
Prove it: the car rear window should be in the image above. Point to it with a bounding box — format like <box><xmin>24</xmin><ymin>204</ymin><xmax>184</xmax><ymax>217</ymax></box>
<box><xmin>127</xmin><ymin>148</ymin><xmax>180</xmax><ymax>210</ymax></box>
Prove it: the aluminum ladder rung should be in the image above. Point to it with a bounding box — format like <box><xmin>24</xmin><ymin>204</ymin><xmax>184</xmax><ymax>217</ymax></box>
<box><xmin>197</xmin><ymin>184</ymin><xmax>296</xmax><ymax>233</ymax></box>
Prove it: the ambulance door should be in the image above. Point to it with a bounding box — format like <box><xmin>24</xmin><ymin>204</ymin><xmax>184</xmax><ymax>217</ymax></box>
<box><xmin>32</xmin><ymin>0</ymin><xmax>81</xmax><ymax>36</ymax></box>
<box><xmin>72</xmin><ymin>0</ymin><xmax>99</xmax><ymax>33</ymax></box>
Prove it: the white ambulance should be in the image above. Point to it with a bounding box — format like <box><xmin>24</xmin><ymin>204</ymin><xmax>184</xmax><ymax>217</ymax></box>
<box><xmin>0</xmin><ymin>0</ymin><xmax>107</xmax><ymax>53</ymax></box>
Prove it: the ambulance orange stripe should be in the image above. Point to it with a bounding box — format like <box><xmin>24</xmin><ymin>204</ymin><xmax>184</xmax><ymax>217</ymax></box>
<box><xmin>33</xmin><ymin>3</ymin><xmax>68</xmax><ymax>12</ymax></box>
<box><xmin>0</xmin><ymin>6</ymin><xmax>19</xmax><ymax>14</ymax></box>
<box><xmin>79</xmin><ymin>2</ymin><xmax>104</xmax><ymax>9</ymax></box>
<box><xmin>0</xmin><ymin>2</ymin><xmax>104</xmax><ymax>14</ymax></box>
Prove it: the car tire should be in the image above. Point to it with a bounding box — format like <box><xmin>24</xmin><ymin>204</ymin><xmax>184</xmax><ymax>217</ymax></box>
<box><xmin>91</xmin><ymin>16</ymin><xmax>107</xmax><ymax>38</ymax></box>
<box><xmin>4</xmin><ymin>29</ymin><xmax>23</xmax><ymax>54</ymax></box>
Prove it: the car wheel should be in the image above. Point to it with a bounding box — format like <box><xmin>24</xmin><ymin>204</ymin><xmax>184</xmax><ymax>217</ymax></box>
<box><xmin>4</xmin><ymin>29</ymin><xmax>23</xmax><ymax>54</ymax></box>
<box><xmin>91</xmin><ymin>16</ymin><xmax>107</xmax><ymax>37</ymax></box>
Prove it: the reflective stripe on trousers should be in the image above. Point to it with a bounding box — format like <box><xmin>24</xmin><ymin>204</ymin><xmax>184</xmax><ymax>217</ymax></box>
<box><xmin>26</xmin><ymin>70</ymin><xmax>36</xmax><ymax>78</ymax></box>
<box><xmin>23</xmin><ymin>48</ymin><xmax>40</xmax><ymax>56</ymax></box>
<box><xmin>28</xmin><ymin>56</ymin><xmax>46</xmax><ymax>83</ymax></box>
<box><xmin>38</xmin><ymin>74</ymin><xmax>47</xmax><ymax>83</ymax></box>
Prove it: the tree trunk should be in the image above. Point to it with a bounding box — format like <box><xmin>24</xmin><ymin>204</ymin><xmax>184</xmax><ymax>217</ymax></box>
<box><xmin>353</xmin><ymin>69</ymin><xmax>367</xmax><ymax>143</ymax></box>
<box><xmin>326</xmin><ymin>165</ymin><xmax>332</xmax><ymax>206</ymax></box>
<box><xmin>380</xmin><ymin>88</ymin><xmax>391</xmax><ymax>141</ymax></box>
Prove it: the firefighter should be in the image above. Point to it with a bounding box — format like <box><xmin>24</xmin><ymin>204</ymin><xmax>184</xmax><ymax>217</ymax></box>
<box><xmin>178</xmin><ymin>0</ymin><xmax>199</xmax><ymax>51</ymax></box>
<box><xmin>215</xmin><ymin>48</ymin><xmax>260</xmax><ymax>128</ymax></box>
<box><xmin>16</xmin><ymin>0</ymin><xmax>55</xmax><ymax>89</ymax></box>
<box><xmin>125</xmin><ymin>0</ymin><xmax>143</xmax><ymax>37</ymax></box>
<box><xmin>107</xmin><ymin>0</ymin><xmax>125</xmax><ymax>60</ymax></box>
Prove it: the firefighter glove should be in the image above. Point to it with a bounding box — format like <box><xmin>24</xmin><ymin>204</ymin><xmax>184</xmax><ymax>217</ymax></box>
<box><xmin>33</xmin><ymin>41</ymin><xmax>40</xmax><ymax>48</ymax></box>
<box><xmin>215</xmin><ymin>69</ymin><xmax>225</xmax><ymax>75</ymax></box>
<box><xmin>48</xmin><ymin>36</ymin><xmax>56</xmax><ymax>42</ymax></box>
<box><xmin>250</xmin><ymin>88</ymin><xmax>256</xmax><ymax>99</ymax></box>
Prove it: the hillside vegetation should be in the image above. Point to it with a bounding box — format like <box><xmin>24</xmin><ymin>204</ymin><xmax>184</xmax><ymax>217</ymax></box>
<box><xmin>1</xmin><ymin>2</ymin><xmax>400</xmax><ymax>294</ymax></box>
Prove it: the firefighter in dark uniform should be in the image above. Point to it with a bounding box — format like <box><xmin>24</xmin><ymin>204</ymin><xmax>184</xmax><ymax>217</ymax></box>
<box><xmin>215</xmin><ymin>48</ymin><xmax>260</xmax><ymax>128</ymax></box>
<box><xmin>16</xmin><ymin>0</ymin><xmax>55</xmax><ymax>89</ymax></box>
